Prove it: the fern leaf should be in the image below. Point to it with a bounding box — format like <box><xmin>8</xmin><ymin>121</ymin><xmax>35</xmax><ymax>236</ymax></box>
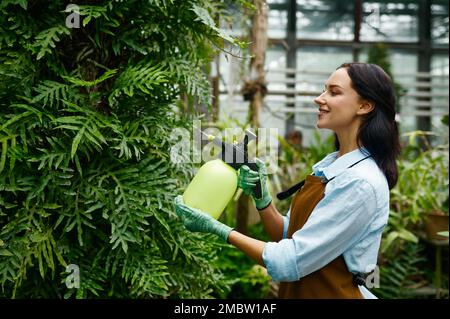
<box><xmin>109</xmin><ymin>64</ymin><xmax>169</xmax><ymax>104</ymax></box>
<box><xmin>32</xmin><ymin>81</ymin><xmax>70</xmax><ymax>107</ymax></box>
<box><xmin>191</xmin><ymin>4</ymin><xmax>236</xmax><ymax>44</ymax></box>
<box><xmin>62</xmin><ymin>69</ymin><xmax>118</xmax><ymax>87</ymax></box>
<box><xmin>33</xmin><ymin>26</ymin><xmax>71</xmax><ymax>60</ymax></box>
<box><xmin>0</xmin><ymin>0</ymin><xmax>27</xmax><ymax>10</ymax></box>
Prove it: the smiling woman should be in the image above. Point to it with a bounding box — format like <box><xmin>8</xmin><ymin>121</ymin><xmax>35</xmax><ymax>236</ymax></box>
<box><xmin>175</xmin><ymin>62</ymin><xmax>401</xmax><ymax>299</ymax></box>
<box><xmin>315</xmin><ymin>67</ymin><xmax>375</xmax><ymax>149</ymax></box>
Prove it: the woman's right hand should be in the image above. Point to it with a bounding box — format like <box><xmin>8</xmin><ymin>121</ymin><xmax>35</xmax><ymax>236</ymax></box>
<box><xmin>238</xmin><ymin>158</ymin><xmax>272</xmax><ymax>210</ymax></box>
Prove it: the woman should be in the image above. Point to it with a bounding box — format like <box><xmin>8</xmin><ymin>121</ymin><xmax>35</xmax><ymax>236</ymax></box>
<box><xmin>174</xmin><ymin>62</ymin><xmax>400</xmax><ymax>299</ymax></box>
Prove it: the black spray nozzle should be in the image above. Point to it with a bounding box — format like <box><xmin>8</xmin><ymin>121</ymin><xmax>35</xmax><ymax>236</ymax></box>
<box><xmin>219</xmin><ymin>129</ymin><xmax>256</xmax><ymax>169</ymax></box>
<box><xmin>199</xmin><ymin>128</ymin><xmax>262</xmax><ymax>199</ymax></box>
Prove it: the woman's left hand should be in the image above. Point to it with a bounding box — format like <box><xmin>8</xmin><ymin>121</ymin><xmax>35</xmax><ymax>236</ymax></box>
<box><xmin>174</xmin><ymin>195</ymin><xmax>232</xmax><ymax>241</ymax></box>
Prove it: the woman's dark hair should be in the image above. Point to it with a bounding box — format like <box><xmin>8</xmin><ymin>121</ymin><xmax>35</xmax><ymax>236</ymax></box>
<box><xmin>336</xmin><ymin>62</ymin><xmax>401</xmax><ymax>189</ymax></box>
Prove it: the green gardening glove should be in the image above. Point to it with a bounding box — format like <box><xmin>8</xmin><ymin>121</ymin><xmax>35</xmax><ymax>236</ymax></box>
<box><xmin>174</xmin><ymin>195</ymin><xmax>232</xmax><ymax>241</ymax></box>
<box><xmin>237</xmin><ymin>158</ymin><xmax>272</xmax><ymax>210</ymax></box>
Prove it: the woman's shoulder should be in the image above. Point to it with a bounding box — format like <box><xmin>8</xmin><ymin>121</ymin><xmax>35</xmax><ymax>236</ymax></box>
<box><xmin>339</xmin><ymin>158</ymin><xmax>389</xmax><ymax>201</ymax></box>
<box><xmin>352</xmin><ymin>157</ymin><xmax>387</xmax><ymax>185</ymax></box>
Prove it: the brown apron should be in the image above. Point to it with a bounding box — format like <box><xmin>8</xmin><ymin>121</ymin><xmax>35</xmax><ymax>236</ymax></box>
<box><xmin>278</xmin><ymin>174</ymin><xmax>363</xmax><ymax>299</ymax></box>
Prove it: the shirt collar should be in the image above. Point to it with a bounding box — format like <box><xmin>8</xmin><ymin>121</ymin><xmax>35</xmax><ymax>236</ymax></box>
<box><xmin>313</xmin><ymin>147</ymin><xmax>371</xmax><ymax>181</ymax></box>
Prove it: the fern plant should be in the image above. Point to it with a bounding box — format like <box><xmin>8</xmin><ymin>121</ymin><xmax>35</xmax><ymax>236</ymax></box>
<box><xmin>375</xmin><ymin>242</ymin><xmax>427</xmax><ymax>299</ymax></box>
<box><xmin>0</xmin><ymin>0</ymin><xmax>247</xmax><ymax>298</ymax></box>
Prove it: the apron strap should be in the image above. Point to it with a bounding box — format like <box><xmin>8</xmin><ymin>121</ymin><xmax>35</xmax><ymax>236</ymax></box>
<box><xmin>276</xmin><ymin>179</ymin><xmax>305</xmax><ymax>200</ymax></box>
<box><xmin>276</xmin><ymin>155</ymin><xmax>372</xmax><ymax>201</ymax></box>
<box><xmin>326</xmin><ymin>155</ymin><xmax>371</xmax><ymax>183</ymax></box>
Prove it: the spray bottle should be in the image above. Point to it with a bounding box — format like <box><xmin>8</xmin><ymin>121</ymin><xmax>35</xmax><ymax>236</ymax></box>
<box><xmin>182</xmin><ymin>129</ymin><xmax>262</xmax><ymax>219</ymax></box>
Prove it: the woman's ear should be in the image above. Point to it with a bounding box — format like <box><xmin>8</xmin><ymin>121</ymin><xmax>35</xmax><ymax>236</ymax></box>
<box><xmin>357</xmin><ymin>100</ymin><xmax>375</xmax><ymax>115</ymax></box>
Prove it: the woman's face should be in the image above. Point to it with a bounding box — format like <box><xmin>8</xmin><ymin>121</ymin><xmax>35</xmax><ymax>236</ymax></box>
<box><xmin>314</xmin><ymin>67</ymin><xmax>365</xmax><ymax>131</ymax></box>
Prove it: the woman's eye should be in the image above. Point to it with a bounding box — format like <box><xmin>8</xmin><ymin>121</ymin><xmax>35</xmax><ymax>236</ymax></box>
<box><xmin>322</xmin><ymin>88</ymin><xmax>338</xmax><ymax>96</ymax></box>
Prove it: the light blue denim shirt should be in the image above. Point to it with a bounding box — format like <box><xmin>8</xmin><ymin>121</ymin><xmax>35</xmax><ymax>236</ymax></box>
<box><xmin>262</xmin><ymin>147</ymin><xmax>389</xmax><ymax>293</ymax></box>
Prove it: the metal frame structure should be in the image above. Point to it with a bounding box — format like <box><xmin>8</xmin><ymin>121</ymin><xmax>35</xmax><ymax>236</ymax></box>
<box><xmin>265</xmin><ymin>0</ymin><xmax>449</xmax><ymax>135</ymax></box>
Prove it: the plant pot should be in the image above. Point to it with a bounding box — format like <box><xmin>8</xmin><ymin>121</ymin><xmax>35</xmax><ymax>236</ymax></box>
<box><xmin>424</xmin><ymin>210</ymin><xmax>449</xmax><ymax>241</ymax></box>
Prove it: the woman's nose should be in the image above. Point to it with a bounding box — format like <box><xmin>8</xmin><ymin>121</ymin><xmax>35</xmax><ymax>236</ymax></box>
<box><xmin>314</xmin><ymin>92</ymin><xmax>325</xmax><ymax>105</ymax></box>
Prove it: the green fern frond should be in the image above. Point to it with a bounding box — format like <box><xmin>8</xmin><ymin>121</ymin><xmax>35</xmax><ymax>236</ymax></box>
<box><xmin>0</xmin><ymin>0</ymin><xmax>28</xmax><ymax>10</ymax></box>
<box><xmin>62</xmin><ymin>69</ymin><xmax>118</xmax><ymax>87</ymax></box>
<box><xmin>53</xmin><ymin>101</ymin><xmax>120</xmax><ymax>158</ymax></box>
<box><xmin>32</xmin><ymin>25</ymin><xmax>71</xmax><ymax>60</ymax></box>
<box><xmin>376</xmin><ymin>243</ymin><xmax>427</xmax><ymax>299</ymax></box>
<box><xmin>191</xmin><ymin>4</ymin><xmax>236</xmax><ymax>44</ymax></box>
<box><xmin>78</xmin><ymin>4</ymin><xmax>111</xmax><ymax>27</ymax></box>
<box><xmin>32</xmin><ymin>81</ymin><xmax>71</xmax><ymax>107</ymax></box>
<box><xmin>163</xmin><ymin>56</ymin><xmax>211</xmax><ymax>105</ymax></box>
<box><xmin>109</xmin><ymin>64</ymin><xmax>169</xmax><ymax>104</ymax></box>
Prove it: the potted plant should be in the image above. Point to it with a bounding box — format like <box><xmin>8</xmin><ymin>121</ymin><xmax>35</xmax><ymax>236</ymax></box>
<box><xmin>424</xmin><ymin>189</ymin><xmax>449</xmax><ymax>241</ymax></box>
<box><xmin>402</xmin><ymin>130</ymin><xmax>449</xmax><ymax>242</ymax></box>
<box><xmin>424</xmin><ymin>118</ymin><xmax>449</xmax><ymax>242</ymax></box>
<box><xmin>425</xmin><ymin>209</ymin><xmax>449</xmax><ymax>241</ymax></box>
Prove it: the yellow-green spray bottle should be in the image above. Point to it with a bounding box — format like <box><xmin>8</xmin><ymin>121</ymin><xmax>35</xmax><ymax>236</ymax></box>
<box><xmin>182</xmin><ymin>129</ymin><xmax>262</xmax><ymax>219</ymax></box>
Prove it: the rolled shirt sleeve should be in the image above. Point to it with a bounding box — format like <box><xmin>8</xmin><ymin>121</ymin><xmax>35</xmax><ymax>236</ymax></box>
<box><xmin>262</xmin><ymin>175</ymin><xmax>378</xmax><ymax>282</ymax></box>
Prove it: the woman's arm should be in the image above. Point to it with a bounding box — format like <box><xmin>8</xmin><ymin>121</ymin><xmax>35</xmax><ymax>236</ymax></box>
<box><xmin>237</xmin><ymin>160</ymin><xmax>287</xmax><ymax>241</ymax></box>
<box><xmin>226</xmin><ymin>203</ymin><xmax>285</xmax><ymax>268</ymax></box>
<box><xmin>257</xmin><ymin>202</ymin><xmax>285</xmax><ymax>242</ymax></box>
<box><xmin>227</xmin><ymin>230</ymin><xmax>266</xmax><ymax>266</ymax></box>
